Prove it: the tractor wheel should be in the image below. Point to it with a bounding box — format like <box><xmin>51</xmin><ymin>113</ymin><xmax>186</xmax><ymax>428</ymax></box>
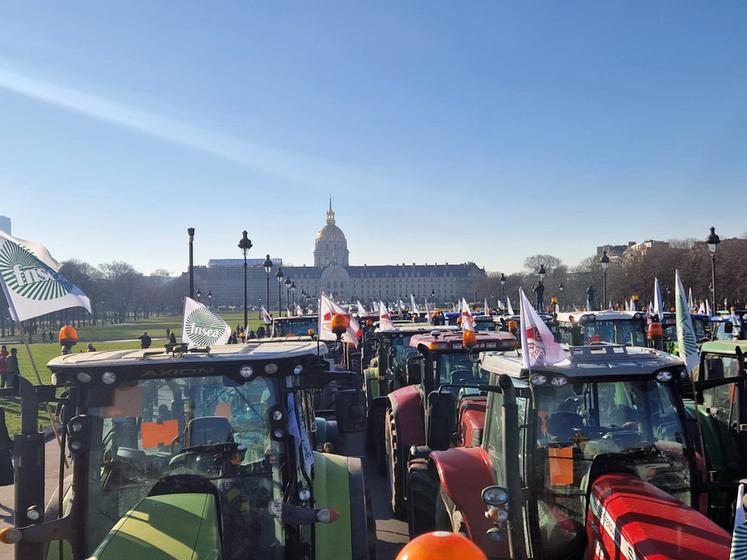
<box><xmin>384</xmin><ymin>408</ymin><xmax>406</xmax><ymax>518</ymax></box>
<box><xmin>407</xmin><ymin>458</ymin><xmax>437</xmax><ymax>538</ymax></box>
<box><xmin>365</xmin><ymin>487</ymin><xmax>378</xmax><ymax>560</ymax></box>
<box><xmin>374</xmin><ymin>405</ymin><xmax>386</xmax><ymax>475</ymax></box>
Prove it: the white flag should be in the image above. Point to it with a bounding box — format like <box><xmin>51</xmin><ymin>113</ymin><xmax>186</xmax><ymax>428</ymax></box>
<box><xmin>295</xmin><ymin>304</ymin><xmax>303</xmax><ymax>317</ymax></box>
<box><xmin>706</xmin><ymin>299</ymin><xmax>712</xmax><ymax>317</ymax></box>
<box><xmin>630</xmin><ymin>298</ymin><xmax>637</xmax><ymax>312</ymax></box>
<box><xmin>318</xmin><ymin>293</ymin><xmax>360</xmax><ymax>347</ymax></box>
<box><xmin>484</xmin><ymin>298</ymin><xmax>490</xmax><ymax>316</ymax></box>
<box><xmin>460</xmin><ymin>298</ymin><xmax>475</xmax><ymax>332</ymax></box>
<box><xmin>424</xmin><ymin>298</ymin><xmax>432</xmax><ymax>324</ymax></box>
<box><xmin>410</xmin><ymin>294</ymin><xmax>420</xmax><ymax>315</ymax></box>
<box><xmin>260</xmin><ymin>305</ymin><xmax>273</xmax><ymax>325</ymax></box>
<box><xmin>0</xmin><ymin>231</ymin><xmax>91</xmax><ymax>322</ymax></box>
<box><xmin>688</xmin><ymin>287</ymin><xmax>694</xmax><ymax>311</ymax></box>
<box><xmin>675</xmin><ymin>271</ymin><xmax>698</xmax><ymax>375</ymax></box>
<box><xmin>182</xmin><ymin>297</ymin><xmax>231</xmax><ymax>348</ymax></box>
<box><xmin>698</xmin><ymin>301</ymin><xmax>706</xmax><ymax>315</ymax></box>
<box><xmin>654</xmin><ymin>277</ymin><xmax>664</xmax><ymax>321</ymax></box>
<box><xmin>379</xmin><ymin>301</ymin><xmax>395</xmax><ymax>330</ymax></box>
<box><xmin>519</xmin><ymin>288</ymin><xmax>568</xmax><ymax>369</ymax></box>
<box><xmin>506</xmin><ymin>295</ymin><xmax>515</xmax><ymax>316</ymax></box>
<box><xmin>356</xmin><ymin>300</ymin><xmax>368</xmax><ymax>315</ymax></box>
<box><xmin>399</xmin><ymin>299</ymin><xmax>406</xmax><ymax>313</ymax></box>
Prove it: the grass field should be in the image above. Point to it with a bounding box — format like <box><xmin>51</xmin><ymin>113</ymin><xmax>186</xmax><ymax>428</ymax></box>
<box><xmin>0</xmin><ymin>310</ymin><xmax>276</xmax><ymax>435</ymax></box>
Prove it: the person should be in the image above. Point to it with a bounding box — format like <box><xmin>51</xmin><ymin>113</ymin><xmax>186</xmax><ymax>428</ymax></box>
<box><xmin>247</xmin><ymin>330</ymin><xmax>257</xmax><ymax>340</ymax></box>
<box><xmin>586</xmin><ymin>285</ymin><xmax>596</xmax><ymax>311</ymax></box>
<box><xmin>0</xmin><ymin>346</ymin><xmax>8</xmax><ymax>389</ymax></box>
<box><xmin>48</xmin><ymin>330</ymin><xmax>54</xmax><ymax>343</ymax></box>
<box><xmin>166</xmin><ymin>328</ymin><xmax>171</xmax><ymax>339</ymax></box>
<box><xmin>138</xmin><ymin>332</ymin><xmax>152</xmax><ymax>349</ymax></box>
<box><xmin>5</xmin><ymin>349</ymin><xmax>19</xmax><ymax>389</ymax></box>
<box><xmin>87</xmin><ymin>343</ymin><xmax>97</xmax><ymax>352</ymax></box>
<box><xmin>239</xmin><ymin>331</ymin><xmax>246</xmax><ymax>343</ymax></box>
<box><xmin>256</xmin><ymin>325</ymin><xmax>266</xmax><ymax>338</ymax></box>
<box><xmin>169</xmin><ymin>332</ymin><xmax>177</xmax><ymax>345</ymax></box>
<box><xmin>569</xmin><ymin>315</ymin><xmax>584</xmax><ymax>346</ymax></box>
<box><xmin>533</xmin><ymin>281</ymin><xmax>545</xmax><ymax>310</ymax></box>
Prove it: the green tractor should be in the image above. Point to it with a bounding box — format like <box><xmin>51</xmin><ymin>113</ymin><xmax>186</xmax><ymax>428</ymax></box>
<box><xmin>0</xmin><ymin>339</ymin><xmax>375</xmax><ymax>560</ymax></box>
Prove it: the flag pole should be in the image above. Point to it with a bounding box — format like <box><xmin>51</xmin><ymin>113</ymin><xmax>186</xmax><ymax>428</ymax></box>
<box><xmin>18</xmin><ymin>322</ymin><xmax>67</xmax><ymax>466</ymax></box>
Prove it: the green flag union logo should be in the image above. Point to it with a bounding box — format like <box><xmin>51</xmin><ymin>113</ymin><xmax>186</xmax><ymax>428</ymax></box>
<box><xmin>0</xmin><ymin>240</ymin><xmax>75</xmax><ymax>301</ymax></box>
<box><xmin>185</xmin><ymin>307</ymin><xmax>228</xmax><ymax>346</ymax></box>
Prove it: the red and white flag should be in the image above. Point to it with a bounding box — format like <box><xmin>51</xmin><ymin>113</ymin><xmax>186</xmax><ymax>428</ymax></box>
<box><xmin>460</xmin><ymin>298</ymin><xmax>475</xmax><ymax>332</ymax></box>
<box><xmin>379</xmin><ymin>300</ymin><xmax>395</xmax><ymax>330</ymax></box>
<box><xmin>356</xmin><ymin>300</ymin><xmax>368</xmax><ymax>316</ymax></box>
<box><xmin>519</xmin><ymin>288</ymin><xmax>567</xmax><ymax>369</ymax></box>
<box><xmin>260</xmin><ymin>305</ymin><xmax>273</xmax><ymax>325</ymax></box>
<box><xmin>318</xmin><ymin>293</ymin><xmax>360</xmax><ymax>346</ymax></box>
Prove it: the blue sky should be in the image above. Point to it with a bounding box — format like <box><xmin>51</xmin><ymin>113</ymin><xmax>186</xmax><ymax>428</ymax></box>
<box><xmin>1</xmin><ymin>2</ymin><xmax>746</xmax><ymax>275</ymax></box>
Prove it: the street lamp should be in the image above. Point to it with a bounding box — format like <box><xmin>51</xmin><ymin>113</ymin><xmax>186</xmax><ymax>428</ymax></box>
<box><xmin>291</xmin><ymin>281</ymin><xmax>297</xmax><ymax>311</ymax></box>
<box><xmin>706</xmin><ymin>226</ymin><xmax>720</xmax><ymax>311</ymax></box>
<box><xmin>207</xmin><ymin>290</ymin><xmax>212</xmax><ymax>308</ymax></box>
<box><xmin>431</xmin><ymin>288</ymin><xmax>436</xmax><ymax>306</ymax></box>
<box><xmin>558</xmin><ymin>283</ymin><xmax>564</xmax><ymax>311</ymax></box>
<box><xmin>600</xmin><ymin>250</ymin><xmax>610</xmax><ymax>311</ymax></box>
<box><xmin>187</xmin><ymin>227</ymin><xmax>195</xmax><ymax>299</ymax></box>
<box><xmin>500</xmin><ymin>273</ymin><xmax>506</xmax><ymax>300</ymax></box>
<box><xmin>285</xmin><ymin>277</ymin><xmax>292</xmax><ymax>316</ymax></box>
<box><xmin>238</xmin><ymin>230</ymin><xmax>253</xmax><ymax>331</ymax></box>
<box><xmin>195</xmin><ymin>288</ymin><xmax>202</xmax><ymax>301</ymax></box>
<box><xmin>276</xmin><ymin>268</ymin><xmax>284</xmax><ymax>316</ymax></box>
<box><xmin>263</xmin><ymin>254</ymin><xmax>273</xmax><ymax>316</ymax></box>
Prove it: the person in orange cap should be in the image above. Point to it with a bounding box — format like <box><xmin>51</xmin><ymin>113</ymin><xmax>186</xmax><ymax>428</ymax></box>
<box><xmin>396</xmin><ymin>531</ymin><xmax>487</xmax><ymax>560</ymax></box>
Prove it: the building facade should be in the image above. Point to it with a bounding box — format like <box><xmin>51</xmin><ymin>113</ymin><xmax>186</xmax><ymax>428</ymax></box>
<box><xmin>194</xmin><ymin>202</ymin><xmax>486</xmax><ymax>309</ymax></box>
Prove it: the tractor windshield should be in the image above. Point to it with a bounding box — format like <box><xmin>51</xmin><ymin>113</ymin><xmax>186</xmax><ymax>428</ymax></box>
<box><xmin>274</xmin><ymin>318</ymin><xmax>316</xmax><ymax>336</ymax></box>
<box><xmin>531</xmin><ymin>378</ymin><xmax>691</xmax><ymax>559</ymax></box>
<box><xmin>583</xmin><ymin>319</ymin><xmax>645</xmax><ymax>346</ymax></box>
<box><xmin>86</xmin><ymin>375</ymin><xmax>285</xmax><ymax>559</ymax></box>
<box><xmin>435</xmin><ymin>352</ymin><xmax>484</xmax><ymax>385</ymax></box>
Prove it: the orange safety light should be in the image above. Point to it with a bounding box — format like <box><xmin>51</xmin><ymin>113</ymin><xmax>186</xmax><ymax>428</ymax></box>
<box><xmin>396</xmin><ymin>531</ymin><xmax>487</xmax><ymax>560</ymax></box>
<box><xmin>59</xmin><ymin>325</ymin><xmax>78</xmax><ymax>345</ymax></box>
<box><xmin>463</xmin><ymin>330</ymin><xmax>477</xmax><ymax>348</ymax></box>
<box><xmin>307</xmin><ymin>328</ymin><xmax>316</xmax><ymax>336</ymax></box>
<box><xmin>507</xmin><ymin>320</ymin><xmax>518</xmax><ymax>331</ymax></box>
<box><xmin>365</xmin><ymin>319</ymin><xmax>373</xmax><ymax>327</ymax></box>
<box><xmin>330</xmin><ymin>314</ymin><xmax>350</xmax><ymax>338</ymax></box>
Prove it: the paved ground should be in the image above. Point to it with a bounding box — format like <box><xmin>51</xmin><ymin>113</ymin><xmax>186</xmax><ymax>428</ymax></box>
<box><xmin>0</xmin><ymin>438</ymin><xmax>66</xmax><ymax>560</ymax></box>
<box><xmin>364</xmin><ymin>458</ymin><xmax>409</xmax><ymax>559</ymax></box>
<box><xmin>0</xmin><ymin>440</ymin><xmax>407</xmax><ymax>560</ymax></box>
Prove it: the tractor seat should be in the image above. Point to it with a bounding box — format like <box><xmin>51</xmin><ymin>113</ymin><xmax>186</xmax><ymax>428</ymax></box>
<box><xmin>546</xmin><ymin>412</ymin><xmax>585</xmax><ymax>444</ymax></box>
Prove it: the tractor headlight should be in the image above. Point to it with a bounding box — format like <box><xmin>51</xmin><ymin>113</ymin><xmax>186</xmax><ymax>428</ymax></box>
<box><xmin>656</xmin><ymin>370</ymin><xmax>673</xmax><ymax>382</ymax></box>
<box><xmin>530</xmin><ymin>374</ymin><xmax>547</xmax><ymax>386</ymax></box>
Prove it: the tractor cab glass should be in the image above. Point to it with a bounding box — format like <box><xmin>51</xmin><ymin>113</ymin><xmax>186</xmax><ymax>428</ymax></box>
<box><xmin>530</xmin><ymin>377</ymin><xmax>691</xmax><ymax>559</ymax></box>
<box><xmin>89</xmin><ymin>374</ymin><xmax>284</xmax><ymax>560</ymax></box>
<box><xmin>273</xmin><ymin>317</ymin><xmax>316</xmax><ymax>337</ymax></box>
<box><xmin>434</xmin><ymin>352</ymin><xmax>484</xmax><ymax>386</ymax></box>
<box><xmin>583</xmin><ymin>319</ymin><xmax>645</xmax><ymax>346</ymax></box>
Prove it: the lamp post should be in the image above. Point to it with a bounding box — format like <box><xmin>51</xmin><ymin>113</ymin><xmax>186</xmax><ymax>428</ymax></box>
<box><xmin>665</xmin><ymin>288</ymin><xmax>672</xmax><ymax>310</ymax></box>
<box><xmin>707</xmin><ymin>226</ymin><xmax>720</xmax><ymax>312</ymax></box>
<box><xmin>499</xmin><ymin>273</ymin><xmax>506</xmax><ymax>301</ymax></box>
<box><xmin>276</xmin><ymin>268</ymin><xmax>284</xmax><ymax>316</ymax></box>
<box><xmin>291</xmin><ymin>281</ymin><xmax>297</xmax><ymax>311</ymax></box>
<box><xmin>238</xmin><ymin>230</ymin><xmax>253</xmax><ymax>331</ymax></box>
<box><xmin>285</xmin><ymin>277</ymin><xmax>292</xmax><ymax>316</ymax></box>
<box><xmin>263</xmin><ymin>254</ymin><xmax>273</xmax><ymax>315</ymax></box>
<box><xmin>207</xmin><ymin>291</ymin><xmax>212</xmax><ymax>309</ymax></box>
<box><xmin>195</xmin><ymin>288</ymin><xmax>202</xmax><ymax>302</ymax></box>
<box><xmin>558</xmin><ymin>283</ymin><xmax>564</xmax><ymax>311</ymax></box>
<box><xmin>187</xmin><ymin>227</ymin><xmax>195</xmax><ymax>299</ymax></box>
<box><xmin>431</xmin><ymin>288</ymin><xmax>436</xmax><ymax>307</ymax></box>
<box><xmin>600</xmin><ymin>250</ymin><xmax>610</xmax><ymax>311</ymax></box>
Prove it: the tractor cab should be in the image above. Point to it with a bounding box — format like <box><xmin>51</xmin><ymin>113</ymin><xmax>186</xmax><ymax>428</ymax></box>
<box><xmin>710</xmin><ymin>311</ymin><xmax>747</xmax><ymax>341</ymax></box>
<box><xmin>0</xmin><ymin>340</ymin><xmax>373</xmax><ymax>560</ymax></box>
<box><xmin>661</xmin><ymin>311</ymin><xmax>711</xmax><ymax>352</ymax></box>
<box><xmin>271</xmin><ymin>315</ymin><xmax>319</xmax><ymax>337</ymax></box>
<box><xmin>474</xmin><ymin>315</ymin><xmax>498</xmax><ymax>332</ymax></box>
<box><xmin>556</xmin><ymin>310</ymin><xmax>647</xmax><ymax>347</ymax></box>
<box><xmin>422</xmin><ymin>344</ymin><xmax>731</xmax><ymax>559</ymax></box>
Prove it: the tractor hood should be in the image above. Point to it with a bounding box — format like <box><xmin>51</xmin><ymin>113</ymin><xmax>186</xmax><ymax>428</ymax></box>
<box><xmin>587</xmin><ymin>473</ymin><xmax>730</xmax><ymax>560</ymax></box>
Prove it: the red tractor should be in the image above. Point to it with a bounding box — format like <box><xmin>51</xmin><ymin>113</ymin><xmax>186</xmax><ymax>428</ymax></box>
<box><xmin>383</xmin><ymin>329</ymin><xmax>517</xmax><ymax>519</ymax></box>
<box><xmin>413</xmin><ymin>344</ymin><xmax>733</xmax><ymax>559</ymax></box>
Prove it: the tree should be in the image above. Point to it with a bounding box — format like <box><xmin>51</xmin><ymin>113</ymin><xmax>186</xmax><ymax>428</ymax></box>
<box><xmin>524</xmin><ymin>254</ymin><xmax>562</xmax><ymax>274</ymax></box>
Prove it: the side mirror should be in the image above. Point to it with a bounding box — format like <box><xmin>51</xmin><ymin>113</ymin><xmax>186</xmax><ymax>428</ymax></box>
<box><xmin>334</xmin><ymin>389</ymin><xmax>366</xmax><ymax>433</ymax></box>
<box><xmin>0</xmin><ymin>408</ymin><xmax>13</xmax><ymax>486</ymax></box>
<box><xmin>725</xmin><ymin>322</ymin><xmax>734</xmax><ymax>334</ymax></box>
<box><xmin>426</xmin><ymin>391</ymin><xmax>456</xmax><ymax>451</ymax></box>
<box><xmin>406</xmin><ymin>356</ymin><xmax>423</xmax><ymax>385</ymax></box>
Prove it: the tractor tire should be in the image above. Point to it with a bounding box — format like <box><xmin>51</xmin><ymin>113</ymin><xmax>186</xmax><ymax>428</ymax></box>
<box><xmin>374</xmin><ymin>405</ymin><xmax>386</xmax><ymax>475</ymax></box>
<box><xmin>384</xmin><ymin>408</ymin><xmax>406</xmax><ymax>518</ymax></box>
<box><xmin>407</xmin><ymin>459</ymin><xmax>437</xmax><ymax>538</ymax></box>
<box><xmin>349</xmin><ymin>457</ymin><xmax>377</xmax><ymax>560</ymax></box>
<box><xmin>366</xmin><ymin>488</ymin><xmax>378</xmax><ymax>560</ymax></box>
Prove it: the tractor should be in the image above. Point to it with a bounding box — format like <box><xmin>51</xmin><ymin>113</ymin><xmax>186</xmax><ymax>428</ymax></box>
<box><xmin>413</xmin><ymin>343</ymin><xmax>733</xmax><ymax>559</ymax></box>
<box><xmin>555</xmin><ymin>311</ymin><xmax>647</xmax><ymax>347</ymax></box>
<box><xmin>0</xmin><ymin>339</ymin><xmax>375</xmax><ymax>560</ymax></box>
<box><xmin>271</xmin><ymin>315</ymin><xmax>319</xmax><ymax>337</ymax></box>
<box><xmin>383</xmin><ymin>330</ymin><xmax>516</xmax><ymax>519</ymax></box>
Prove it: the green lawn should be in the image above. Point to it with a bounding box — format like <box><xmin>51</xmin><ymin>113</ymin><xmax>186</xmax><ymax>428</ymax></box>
<box><xmin>0</xmin><ymin>311</ymin><xmax>272</xmax><ymax>435</ymax></box>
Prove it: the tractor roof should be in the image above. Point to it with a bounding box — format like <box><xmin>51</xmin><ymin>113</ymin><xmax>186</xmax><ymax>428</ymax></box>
<box><xmin>409</xmin><ymin>330</ymin><xmax>516</xmax><ymax>352</ymax></box>
<box><xmin>47</xmin><ymin>338</ymin><xmax>326</xmax><ymax>374</ymax></box>
<box><xmin>556</xmin><ymin>310</ymin><xmax>645</xmax><ymax>322</ymax></box>
<box><xmin>700</xmin><ymin>340</ymin><xmax>747</xmax><ymax>356</ymax></box>
<box><xmin>481</xmin><ymin>344</ymin><xmax>682</xmax><ymax>381</ymax></box>
<box><xmin>377</xmin><ymin>324</ymin><xmax>458</xmax><ymax>336</ymax></box>
<box><xmin>273</xmin><ymin>315</ymin><xmax>317</xmax><ymax>322</ymax></box>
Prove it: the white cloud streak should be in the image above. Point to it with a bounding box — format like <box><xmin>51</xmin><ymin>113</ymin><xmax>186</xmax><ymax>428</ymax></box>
<box><xmin>0</xmin><ymin>65</ymin><xmax>385</xmax><ymax>191</ymax></box>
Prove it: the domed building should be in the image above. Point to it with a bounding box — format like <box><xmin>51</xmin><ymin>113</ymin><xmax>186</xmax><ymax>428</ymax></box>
<box><xmin>314</xmin><ymin>200</ymin><xmax>349</xmax><ymax>268</ymax></box>
<box><xmin>195</xmin><ymin>201</ymin><xmax>487</xmax><ymax>308</ymax></box>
